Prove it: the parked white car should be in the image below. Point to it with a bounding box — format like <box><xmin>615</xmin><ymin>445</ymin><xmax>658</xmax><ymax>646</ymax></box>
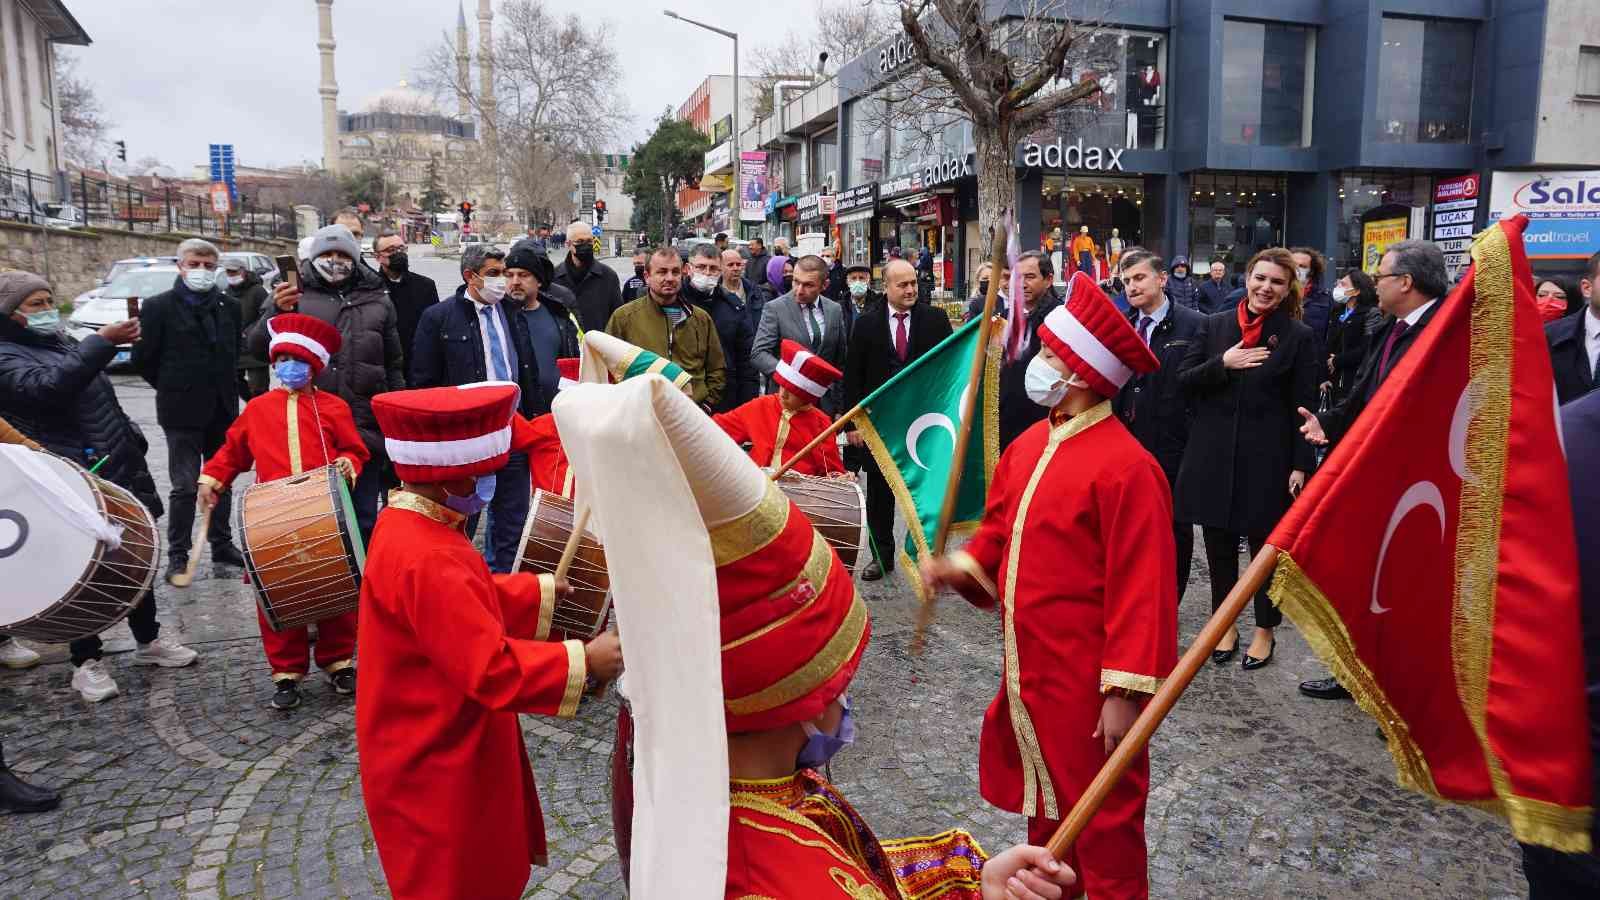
<box><xmin>67</xmin><ymin>266</ymin><xmax>180</xmax><ymax>370</ymax></box>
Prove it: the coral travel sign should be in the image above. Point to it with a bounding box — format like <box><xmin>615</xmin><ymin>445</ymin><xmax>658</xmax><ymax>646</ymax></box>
<box><xmin>1020</xmin><ymin>138</ymin><xmax>1125</xmax><ymax>172</ymax></box>
<box><xmin>1490</xmin><ymin>170</ymin><xmax>1600</xmax><ymax>260</ymax></box>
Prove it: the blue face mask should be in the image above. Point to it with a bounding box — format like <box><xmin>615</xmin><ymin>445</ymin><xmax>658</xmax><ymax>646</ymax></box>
<box><xmin>796</xmin><ymin>695</ymin><xmax>855</xmax><ymax>770</ymax></box>
<box><xmin>444</xmin><ymin>474</ymin><xmax>497</xmax><ymax>516</ymax></box>
<box><xmin>274</xmin><ymin>359</ymin><xmax>314</xmax><ymax>390</ymax></box>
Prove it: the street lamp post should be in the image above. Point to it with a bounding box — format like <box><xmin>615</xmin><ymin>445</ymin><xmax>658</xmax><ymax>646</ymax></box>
<box><xmin>664</xmin><ymin>9</ymin><xmax>738</xmax><ymax>232</ymax></box>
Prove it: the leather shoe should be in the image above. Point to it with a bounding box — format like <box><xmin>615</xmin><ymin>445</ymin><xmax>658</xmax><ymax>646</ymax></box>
<box><xmin>860</xmin><ymin>561</ymin><xmax>884</xmax><ymax>582</ymax></box>
<box><xmin>1241</xmin><ymin>637</ymin><xmax>1275</xmax><ymax>671</ymax></box>
<box><xmin>0</xmin><ymin>768</ymin><xmax>61</xmax><ymax>813</ymax></box>
<box><xmin>165</xmin><ymin>557</ymin><xmax>189</xmax><ymax>587</ymax></box>
<box><xmin>1298</xmin><ymin>677</ymin><xmax>1352</xmax><ymax>700</ymax></box>
<box><xmin>212</xmin><ymin>543</ymin><xmax>247</xmax><ymax>569</ymax></box>
<box><xmin>1210</xmin><ymin>633</ymin><xmax>1238</xmax><ymax>665</ymax></box>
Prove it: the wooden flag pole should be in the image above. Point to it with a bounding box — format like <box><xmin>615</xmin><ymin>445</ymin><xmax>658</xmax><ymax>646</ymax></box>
<box><xmin>911</xmin><ymin>222</ymin><xmax>1009</xmax><ymax>654</ymax></box>
<box><xmin>1045</xmin><ymin>545</ymin><xmax>1282</xmax><ymax>859</ymax></box>
<box><xmin>770</xmin><ymin>403</ymin><xmax>863</xmax><ymax>480</ymax></box>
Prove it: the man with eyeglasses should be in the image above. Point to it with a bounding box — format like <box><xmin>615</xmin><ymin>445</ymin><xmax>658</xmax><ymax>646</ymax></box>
<box><xmin>553</xmin><ymin>220</ymin><xmax>623</xmax><ymax>333</ymax></box>
<box><xmin>373</xmin><ymin>229</ymin><xmax>439</xmax><ymax>386</ymax></box>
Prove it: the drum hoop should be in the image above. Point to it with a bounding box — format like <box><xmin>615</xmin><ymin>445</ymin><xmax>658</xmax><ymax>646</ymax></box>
<box><xmin>242</xmin><ymin>466</ymin><xmax>360</xmax><ymax>633</ymax></box>
<box><xmin>847</xmin><ymin>477</ymin><xmax>868</xmax><ymax>574</ymax></box>
<box><xmin>511</xmin><ymin>491</ymin><xmax>546</xmax><ymax>576</ymax></box>
<box><xmin>327</xmin><ymin>466</ymin><xmax>363</xmax><ymax>587</ymax></box>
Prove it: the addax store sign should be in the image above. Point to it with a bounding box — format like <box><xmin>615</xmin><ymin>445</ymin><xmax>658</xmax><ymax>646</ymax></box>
<box><xmin>1020</xmin><ymin>138</ymin><xmax>1124</xmax><ymax>172</ymax></box>
<box><xmin>1489</xmin><ymin>170</ymin><xmax>1600</xmax><ymax>260</ymax></box>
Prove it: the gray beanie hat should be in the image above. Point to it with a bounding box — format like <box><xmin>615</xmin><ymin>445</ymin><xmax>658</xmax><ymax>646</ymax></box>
<box><xmin>0</xmin><ymin>270</ymin><xmax>52</xmax><ymax>316</ymax></box>
<box><xmin>307</xmin><ymin>224</ymin><xmax>360</xmax><ymax>262</ymax></box>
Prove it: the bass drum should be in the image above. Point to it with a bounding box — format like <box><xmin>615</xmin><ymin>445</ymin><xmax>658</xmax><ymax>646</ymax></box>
<box><xmin>240</xmin><ymin>465</ymin><xmax>365</xmax><ymax>632</ymax></box>
<box><xmin>774</xmin><ymin>472</ymin><xmax>867</xmax><ymax>575</ymax></box>
<box><xmin>0</xmin><ymin>450</ymin><xmax>159</xmax><ymax>642</ymax></box>
<box><xmin>512</xmin><ymin>490</ymin><xmax>611</xmax><ymax>641</ymax></box>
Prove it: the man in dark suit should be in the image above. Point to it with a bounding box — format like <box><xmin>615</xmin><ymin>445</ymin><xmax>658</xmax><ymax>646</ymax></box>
<box><xmin>843</xmin><ymin>258</ymin><xmax>954</xmax><ymax>580</ymax></box>
<box><xmin>1111</xmin><ymin>248</ymin><xmax>1205</xmax><ymax>604</ymax></box>
<box><xmin>410</xmin><ymin>244</ymin><xmax>544</xmax><ymax>573</ymax></box>
<box><xmin>1197</xmin><ymin>260</ymin><xmax>1236</xmax><ymax>314</ymax></box>
<box><xmin>1546</xmin><ymin>249</ymin><xmax>1600</xmax><ymax>405</ymax></box>
<box><xmin>132</xmin><ymin>238</ymin><xmax>245</xmax><ymax>581</ymax></box>
<box><xmin>373</xmin><ymin>229</ymin><xmax>439</xmax><ymax>386</ymax></box>
<box><xmin>1296</xmin><ymin>239</ymin><xmax>1449</xmax><ymax>700</ymax></box>
<box><xmin>997</xmin><ymin>251</ymin><xmax>1065</xmax><ymax>448</ymax></box>
<box><xmin>753</xmin><ymin>255</ymin><xmax>849</xmax><ymax>414</ymax></box>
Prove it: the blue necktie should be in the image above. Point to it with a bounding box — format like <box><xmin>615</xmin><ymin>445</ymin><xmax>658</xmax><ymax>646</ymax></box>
<box><xmin>481</xmin><ymin>306</ymin><xmax>511</xmax><ymax>381</ymax></box>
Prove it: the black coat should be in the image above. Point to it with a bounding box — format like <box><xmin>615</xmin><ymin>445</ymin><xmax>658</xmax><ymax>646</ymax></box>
<box><xmin>685</xmin><ymin>281</ymin><xmax>757</xmax><ymax>412</ymax></box>
<box><xmin>383</xmin><ymin>270</ymin><xmax>441</xmax><ymax>386</ymax></box>
<box><xmin>1558</xmin><ymin>390</ymin><xmax>1600</xmax><ymax>836</ymax></box>
<box><xmin>1547</xmin><ymin>310</ymin><xmax>1596</xmax><ymax>406</ymax></box>
<box><xmin>0</xmin><ymin>321</ymin><xmax>163</xmax><ymax>516</ymax></box>
<box><xmin>553</xmin><ymin>258</ymin><xmax>624</xmax><ymax>334</ymax></box>
<box><xmin>1165</xmin><ymin>274</ymin><xmax>1201</xmax><ymax>311</ymax></box>
<box><xmin>1174</xmin><ymin>309</ymin><xmax>1319</xmax><ymax>534</ymax></box>
<box><xmin>997</xmin><ymin>290</ymin><xmax>1065</xmax><ymax>449</ymax></box>
<box><xmin>844</xmin><ymin>301</ymin><xmax>953</xmax><ymax>409</ymax></box>
<box><xmin>1301</xmin><ymin>286</ymin><xmax>1335</xmax><ymax>360</ymax></box>
<box><xmin>410</xmin><ymin>286</ymin><xmax>550</xmax><ymax>418</ymax></box>
<box><xmin>1197</xmin><ymin>278</ymin><xmax>1234</xmax><ymax>315</ymax></box>
<box><xmin>1325</xmin><ymin>303</ymin><xmax>1384</xmax><ymax>401</ymax></box>
<box><xmin>132</xmin><ymin>279</ymin><xmax>240</xmax><ymax>431</ymax></box>
<box><xmin>228</xmin><ymin>270</ymin><xmax>270</xmax><ymax>369</ymax></box>
<box><xmin>1321</xmin><ymin>301</ymin><xmax>1443</xmax><ymax>446</ymax></box>
<box><xmin>1113</xmin><ymin>302</ymin><xmax>1206</xmax><ymax>482</ymax></box>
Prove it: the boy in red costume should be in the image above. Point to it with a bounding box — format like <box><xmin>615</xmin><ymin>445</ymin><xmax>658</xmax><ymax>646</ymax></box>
<box><xmin>357</xmin><ymin>381</ymin><xmax>622</xmax><ymax>900</ymax></box>
<box><xmin>198</xmin><ymin>314</ymin><xmax>369</xmax><ymax>710</ymax></box>
<box><xmin>714</xmin><ymin>338</ymin><xmax>846</xmax><ymax>475</ymax></box>
<box><xmin>923</xmin><ymin>273</ymin><xmax>1179</xmax><ymax>900</ymax></box>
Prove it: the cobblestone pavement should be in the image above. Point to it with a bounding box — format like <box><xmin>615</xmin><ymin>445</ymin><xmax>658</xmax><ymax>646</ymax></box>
<box><xmin>0</xmin><ymin>347</ymin><xmax>1526</xmax><ymax>898</ymax></box>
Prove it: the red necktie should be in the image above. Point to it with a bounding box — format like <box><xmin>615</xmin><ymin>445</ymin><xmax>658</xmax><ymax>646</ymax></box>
<box><xmin>894</xmin><ymin>312</ymin><xmax>909</xmax><ymax>363</ymax></box>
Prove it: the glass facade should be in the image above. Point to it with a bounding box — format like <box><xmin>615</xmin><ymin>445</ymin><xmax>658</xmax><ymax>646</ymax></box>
<box><xmin>1056</xmin><ymin>29</ymin><xmax>1167</xmax><ymax>150</ymax></box>
<box><xmin>1041</xmin><ymin>175</ymin><xmax>1145</xmax><ymax>280</ymax></box>
<box><xmin>1333</xmin><ymin>171</ymin><xmax>1431</xmax><ymax>272</ymax></box>
<box><xmin>811</xmin><ymin>129</ymin><xmax>839</xmax><ymax>188</ymax></box>
<box><xmin>1221</xmin><ymin>20</ymin><xmax>1313</xmax><ymax>147</ymax></box>
<box><xmin>1187</xmin><ymin>173</ymin><xmax>1288</xmax><ymax>277</ymax></box>
<box><xmin>1376</xmin><ymin>17</ymin><xmax>1474</xmax><ymax>143</ymax></box>
<box><xmin>845</xmin><ymin>96</ymin><xmax>887</xmax><ymax>188</ymax></box>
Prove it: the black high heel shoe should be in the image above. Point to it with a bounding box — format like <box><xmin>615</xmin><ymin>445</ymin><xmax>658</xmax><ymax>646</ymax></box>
<box><xmin>1211</xmin><ymin>634</ymin><xmax>1238</xmax><ymax>665</ymax></box>
<box><xmin>1242</xmin><ymin>636</ymin><xmax>1276</xmax><ymax>671</ymax></box>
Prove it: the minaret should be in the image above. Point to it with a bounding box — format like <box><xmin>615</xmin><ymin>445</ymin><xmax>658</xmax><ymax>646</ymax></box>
<box><xmin>478</xmin><ymin>0</ymin><xmax>498</xmax><ymax>206</ymax></box>
<box><xmin>315</xmin><ymin>0</ymin><xmax>340</xmax><ymax>174</ymax></box>
<box><xmin>455</xmin><ymin>2</ymin><xmax>471</xmax><ymax>122</ymax></box>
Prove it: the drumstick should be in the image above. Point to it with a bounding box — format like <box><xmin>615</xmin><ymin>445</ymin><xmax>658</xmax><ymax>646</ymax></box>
<box><xmin>169</xmin><ymin>505</ymin><xmax>211</xmax><ymax>588</ymax></box>
<box><xmin>553</xmin><ymin>504</ymin><xmax>591</xmax><ymax>582</ymax></box>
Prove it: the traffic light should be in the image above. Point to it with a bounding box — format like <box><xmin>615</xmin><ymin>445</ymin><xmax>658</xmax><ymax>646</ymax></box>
<box><xmin>593</xmin><ymin>199</ymin><xmax>607</xmax><ymax>222</ymax></box>
<box><xmin>459</xmin><ymin>201</ymin><xmax>472</xmax><ymax>224</ymax></box>
<box><xmin>115</xmin><ymin>140</ymin><xmax>127</xmax><ymax>162</ymax></box>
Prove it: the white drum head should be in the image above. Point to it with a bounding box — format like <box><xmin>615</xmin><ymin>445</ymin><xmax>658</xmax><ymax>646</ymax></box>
<box><xmin>0</xmin><ymin>452</ymin><xmax>99</xmax><ymax>627</ymax></box>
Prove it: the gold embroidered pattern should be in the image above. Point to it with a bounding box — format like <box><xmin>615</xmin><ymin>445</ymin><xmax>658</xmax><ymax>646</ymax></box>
<box><xmin>730</xmin><ymin>794</ymin><xmax>865</xmax><ymax>871</ymax></box>
<box><xmin>1003</xmin><ymin>399</ymin><xmax>1113</xmax><ymax>818</ymax></box>
<box><xmin>1100</xmin><ymin>668</ymin><xmax>1163</xmax><ymax>696</ymax></box>
<box><xmin>386</xmin><ymin>490</ymin><xmax>466</xmax><ymax>528</ymax></box>
<box><xmin>557</xmin><ymin>639</ymin><xmax>585</xmax><ymax>718</ymax></box>
<box><xmin>724</xmin><ymin>592</ymin><xmax>867</xmax><ymax>716</ymax></box>
<box><xmin>534</xmin><ymin>574</ymin><xmax>556</xmax><ymax>642</ymax></box>
<box><xmin>829</xmin><ymin>867</ymin><xmax>891</xmax><ymax>899</ymax></box>
<box><xmin>770</xmin><ymin>409</ymin><xmax>794</xmax><ymax>469</ymax></box>
<box><xmin>708</xmin><ymin>481</ymin><xmax>791</xmax><ymax>566</ymax></box>
<box><xmin>723</xmin><ymin>532</ymin><xmax>834</xmax><ymax>651</ymax></box>
<box><xmin>285</xmin><ymin>392</ymin><xmax>303</xmax><ymax>474</ymax></box>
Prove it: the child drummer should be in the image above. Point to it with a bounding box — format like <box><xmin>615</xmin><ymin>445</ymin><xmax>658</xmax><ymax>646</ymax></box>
<box><xmin>198</xmin><ymin>313</ymin><xmax>369</xmax><ymax>710</ymax></box>
<box><xmin>714</xmin><ymin>339</ymin><xmax>848</xmax><ymax>477</ymax></box>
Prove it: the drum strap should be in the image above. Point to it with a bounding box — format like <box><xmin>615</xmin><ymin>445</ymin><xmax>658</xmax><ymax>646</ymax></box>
<box><xmin>0</xmin><ymin>446</ymin><xmax>124</xmax><ymax>550</ymax></box>
<box><xmin>304</xmin><ymin>389</ymin><xmax>333</xmax><ymax>472</ymax></box>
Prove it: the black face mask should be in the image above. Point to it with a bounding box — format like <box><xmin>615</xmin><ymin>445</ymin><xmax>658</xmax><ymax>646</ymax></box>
<box><xmin>634</xmin><ymin>265</ymin><xmax>645</xmax><ymax>278</ymax></box>
<box><xmin>782</xmin><ymin>276</ymin><xmax>794</xmax><ymax>293</ymax></box>
<box><xmin>977</xmin><ymin>280</ymin><xmax>990</xmax><ymax>297</ymax></box>
<box><xmin>387</xmin><ymin>252</ymin><xmax>409</xmax><ymax>275</ymax></box>
<box><xmin>573</xmin><ymin>244</ymin><xmax>595</xmax><ymax>264</ymax></box>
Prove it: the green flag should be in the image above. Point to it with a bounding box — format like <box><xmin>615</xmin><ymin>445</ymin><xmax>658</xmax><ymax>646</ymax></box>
<box><xmin>855</xmin><ymin>316</ymin><xmax>999</xmax><ymax>593</ymax></box>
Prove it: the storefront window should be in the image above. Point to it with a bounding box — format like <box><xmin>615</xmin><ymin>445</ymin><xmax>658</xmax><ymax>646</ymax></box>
<box><xmin>845</xmin><ymin>96</ymin><xmax>886</xmax><ymax>188</ymax></box>
<box><xmin>841</xmin><ymin>218</ymin><xmax>872</xmax><ymax>269</ymax></box>
<box><xmin>1187</xmin><ymin>174</ymin><xmax>1287</xmax><ymax>277</ymax></box>
<box><xmin>811</xmin><ymin>129</ymin><xmax>839</xmax><ymax>189</ymax></box>
<box><xmin>1041</xmin><ymin>175</ymin><xmax>1145</xmax><ymax>281</ymax></box>
<box><xmin>1053</xmin><ymin>29</ymin><xmax>1166</xmax><ymax>150</ymax></box>
<box><xmin>784</xmin><ymin>143</ymin><xmax>804</xmax><ymax>195</ymax></box>
<box><xmin>1221</xmin><ymin>20</ymin><xmax>1313</xmax><ymax>147</ymax></box>
<box><xmin>1332</xmin><ymin>171</ymin><xmax>1431</xmax><ymax>272</ymax></box>
<box><xmin>1376</xmin><ymin>17</ymin><xmax>1474</xmax><ymax>144</ymax></box>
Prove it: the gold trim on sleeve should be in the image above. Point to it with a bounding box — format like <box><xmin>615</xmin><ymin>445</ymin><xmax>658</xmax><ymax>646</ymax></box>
<box><xmin>534</xmin><ymin>574</ymin><xmax>557</xmax><ymax>642</ymax></box>
<box><xmin>197</xmin><ymin>473</ymin><xmax>225</xmax><ymax>492</ymax></box>
<box><xmin>947</xmin><ymin>549</ymin><xmax>997</xmax><ymax>600</ymax></box>
<box><xmin>557</xmin><ymin>639</ymin><xmax>585</xmax><ymax>718</ymax></box>
<box><xmin>1100</xmin><ymin>669</ymin><xmax>1163</xmax><ymax>696</ymax></box>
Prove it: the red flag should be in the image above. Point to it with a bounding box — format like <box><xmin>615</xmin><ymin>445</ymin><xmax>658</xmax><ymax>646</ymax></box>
<box><xmin>1267</xmin><ymin>215</ymin><xmax>1592</xmax><ymax>852</ymax></box>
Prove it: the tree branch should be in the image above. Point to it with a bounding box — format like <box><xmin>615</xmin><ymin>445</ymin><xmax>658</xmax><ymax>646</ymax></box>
<box><xmin>1012</xmin><ymin>79</ymin><xmax>1102</xmax><ymax>131</ymax></box>
<box><xmin>899</xmin><ymin>0</ymin><xmax>992</xmax><ymax>128</ymax></box>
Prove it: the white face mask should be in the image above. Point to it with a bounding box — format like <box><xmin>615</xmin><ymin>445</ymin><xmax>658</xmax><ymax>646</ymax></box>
<box><xmin>1024</xmin><ymin>355</ymin><xmax>1070</xmax><ymax>408</ymax></box>
<box><xmin>183</xmin><ymin>267</ymin><xmax>218</xmax><ymax>292</ymax></box>
<box><xmin>313</xmin><ymin>255</ymin><xmax>353</xmax><ymax>283</ymax></box>
<box><xmin>477</xmin><ymin>275</ymin><xmax>508</xmax><ymax>304</ymax></box>
<box><xmin>226</xmin><ymin>273</ymin><xmax>245</xmax><ymax>288</ymax></box>
<box><xmin>1296</xmin><ymin>267</ymin><xmax>1311</xmax><ymax>285</ymax></box>
<box><xmin>690</xmin><ymin>273</ymin><xmax>719</xmax><ymax>292</ymax></box>
<box><xmin>1331</xmin><ymin>285</ymin><xmax>1350</xmax><ymax>302</ymax></box>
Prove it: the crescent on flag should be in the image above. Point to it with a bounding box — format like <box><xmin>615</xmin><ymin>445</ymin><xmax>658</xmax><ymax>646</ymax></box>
<box><xmin>1370</xmin><ymin>480</ymin><xmax>1447</xmax><ymax>615</ymax></box>
<box><xmin>906</xmin><ymin>413</ymin><xmax>957</xmax><ymax>470</ymax></box>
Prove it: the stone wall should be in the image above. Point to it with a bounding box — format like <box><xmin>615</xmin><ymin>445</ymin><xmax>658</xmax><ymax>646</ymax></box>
<box><xmin>0</xmin><ymin>220</ymin><xmax>296</xmax><ymax>305</ymax></box>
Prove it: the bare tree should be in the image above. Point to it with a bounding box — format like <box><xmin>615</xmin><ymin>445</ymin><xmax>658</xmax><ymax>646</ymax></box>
<box><xmin>414</xmin><ymin>0</ymin><xmax>627</xmax><ymax>223</ymax></box>
<box><xmin>747</xmin><ymin>1</ymin><xmax>894</xmax><ymax>118</ymax></box>
<box><xmin>881</xmin><ymin>1</ymin><xmax>1111</xmax><ymax>235</ymax></box>
<box><xmin>54</xmin><ymin>49</ymin><xmax>110</xmax><ymax>169</ymax></box>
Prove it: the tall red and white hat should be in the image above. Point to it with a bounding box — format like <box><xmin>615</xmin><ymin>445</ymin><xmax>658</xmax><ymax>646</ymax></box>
<box><xmin>266</xmin><ymin>313</ymin><xmax>342</xmax><ymax>376</ymax></box>
<box><xmin>372</xmin><ymin>381</ymin><xmax>521</xmax><ymax>483</ymax></box>
<box><xmin>772</xmin><ymin>339</ymin><xmax>842</xmax><ymax>402</ymax></box>
<box><xmin>1038</xmin><ymin>272</ymin><xmax>1159</xmax><ymax>397</ymax></box>
<box><xmin>556</xmin><ymin>357</ymin><xmax>580</xmax><ymax>393</ymax></box>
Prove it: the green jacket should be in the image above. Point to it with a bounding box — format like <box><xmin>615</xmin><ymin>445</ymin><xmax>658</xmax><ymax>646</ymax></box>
<box><xmin>605</xmin><ymin>296</ymin><xmax>727</xmax><ymax>407</ymax></box>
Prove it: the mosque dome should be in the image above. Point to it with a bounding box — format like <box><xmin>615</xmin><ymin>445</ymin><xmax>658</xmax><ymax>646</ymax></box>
<box><xmin>360</xmin><ymin>80</ymin><xmax>441</xmax><ymax>115</ymax></box>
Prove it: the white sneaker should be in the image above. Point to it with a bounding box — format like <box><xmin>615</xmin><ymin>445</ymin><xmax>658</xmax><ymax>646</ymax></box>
<box><xmin>132</xmin><ymin>636</ymin><xmax>198</xmax><ymax>668</ymax></box>
<box><xmin>71</xmin><ymin>659</ymin><xmax>120</xmax><ymax>702</ymax></box>
<box><xmin>0</xmin><ymin>640</ymin><xmax>41</xmax><ymax>669</ymax></box>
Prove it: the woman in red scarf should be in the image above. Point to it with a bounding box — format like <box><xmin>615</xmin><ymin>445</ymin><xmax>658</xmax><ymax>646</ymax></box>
<box><xmin>1174</xmin><ymin>248</ymin><xmax>1320</xmax><ymax>669</ymax></box>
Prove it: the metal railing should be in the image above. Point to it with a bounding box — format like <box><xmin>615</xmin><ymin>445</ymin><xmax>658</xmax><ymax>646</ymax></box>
<box><xmin>0</xmin><ymin>165</ymin><xmax>297</xmax><ymax>241</ymax></box>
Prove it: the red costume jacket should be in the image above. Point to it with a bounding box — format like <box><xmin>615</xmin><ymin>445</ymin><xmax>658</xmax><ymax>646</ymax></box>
<box><xmin>519</xmin><ymin>413</ymin><xmax>573</xmax><ymax>497</ymax></box>
<box><xmin>356</xmin><ymin>492</ymin><xmax>587</xmax><ymax>900</ymax></box>
<box><xmin>950</xmin><ymin>402</ymin><xmax>1176</xmax><ymax>900</ymax></box>
<box><xmin>714</xmin><ymin>394</ymin><xmax>844</xmax><ymax>475</ymax></box>
<box><xmin>200</xmin><ymin>388</ymin><xmax>368</xmax><ymax>488</ymax></box>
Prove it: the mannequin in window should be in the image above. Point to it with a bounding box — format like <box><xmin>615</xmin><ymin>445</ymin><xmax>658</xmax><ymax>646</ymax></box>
<box><xmin>1139</xmin><ymin>65</ymin><xmax>1162</xmax><ymax>106</ymax></box>
<box><xmin>1108</xmin><ymin>228</ymin><xmax>1125</xmax><ymax>269</ymax></box>
<box><xmin>1070</xmin><ymin>225</ymin><xmax>1098</xmax><ymax>275</ymax></box>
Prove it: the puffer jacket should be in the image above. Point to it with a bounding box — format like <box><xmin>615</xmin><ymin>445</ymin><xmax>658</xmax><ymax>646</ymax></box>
<box><xmin>0</xmin><ymin>318</ymin><xmax>163</xmax><ymax>516</ymax></box>
<box><xmin>229</xmin><ymin>269</ymin><xmax>270</xmax><ymax>369</ymax></box>
<box><xmin>247</xmin><ymin>260</ymin><xmax>406</xmax><ymax>456</ymax></box>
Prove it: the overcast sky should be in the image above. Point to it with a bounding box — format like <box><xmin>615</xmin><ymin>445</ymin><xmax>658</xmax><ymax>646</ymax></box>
<box><xmin>67</xmin><ymin>0</ymin><xmax>818</xmax><ymax>172</ymax></box>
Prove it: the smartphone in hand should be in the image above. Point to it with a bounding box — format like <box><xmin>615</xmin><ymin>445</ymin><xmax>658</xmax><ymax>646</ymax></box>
<box><xmin>125</xmin><ymin>296</ymin><xmax>140</xmax><ymax>319</ymax></box>
<box><xmin>275</xmin><ymin>255</ymin><xmax>299</xmax><ymax>292</ymax></box>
